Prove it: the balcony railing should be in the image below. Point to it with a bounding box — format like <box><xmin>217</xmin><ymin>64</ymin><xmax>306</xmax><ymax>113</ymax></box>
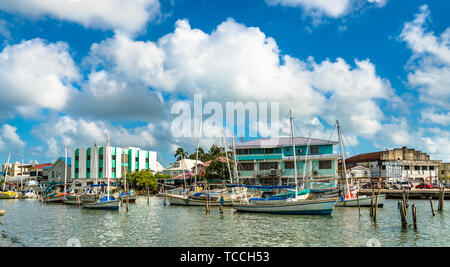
<box><xmin>255</xmin><ymin>169</ymin><xmax>281</xmax><ymax>177</ymax></box>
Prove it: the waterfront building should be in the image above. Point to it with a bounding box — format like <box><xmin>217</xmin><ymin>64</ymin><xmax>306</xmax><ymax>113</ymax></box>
<box><xmin>234</xmin><ymin>137</ymin><xmax>339</xmax><ymax>186</ymax></box>
<box><xmin>347</xmin><ymin>166</ymin><xmax>371</xmax><ymax>178</ymax></box>
<box><xmin>1</xmin><ymin>160</ymin><xmax>38</xmax><ymax>177</ymax></box>
<box><xmin>31</xmin><ymin>163</ymin><xmax>53</xmax><ymax>182</ymax></box>
<box><xmin>163</xmin><ymin>159</ymin><xmax>200</xmax><ymax>177</ymax></box>
<box><xmin>438</xmin><ymin>163</ymin><xmax>450</xmax><ymax>183</ymax></box>
<box><xmin>71</xmin><ymin>146</ymin><xmax>158</xmax><ymax>181</ymax></box>
<box><xmin>345</xmin><ymin>147</ymin><xmax>441</xmax><ymax>184</ymax></box>
<box><xmin>44</xmin><ymin>158</ymin><xmax>71</xmax><ymax>184</ymax></box>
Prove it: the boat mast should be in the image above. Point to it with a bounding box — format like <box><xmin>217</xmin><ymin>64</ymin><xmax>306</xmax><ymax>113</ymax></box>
<box><xmin>3</xmin><ymin>153</ymin><xmax>10</xmax><ymax>191</ymax></box>
<box><xmin>106</xmin><ymin>131</ymin><xmax>110</xmax><ymax>200</ymax></box>
<box><xmin>194</xmin><ymin>118</ymin><xmax>202</xmax><ymax>185</ymax></box>
<box><xmin>64</xmin><ymin>144</ymin><xmax>67</xmax><ymax>195</ymax></box>
<box><xmin>289</xmin><ymin>110</ymin><xmax>298</xmax><ymax>199</ymax></box>
<box><xmin>302</xmin><ymin>133</ymin><xmax>311</xmax><ymax>190</ymax></box>
<box><xmin>336</xmin><ymin>120</ymin><xmax>350</xmax><ymax>198</ymax></box>
<box><xmin>222</xmin><ymin>129</ymin><xmax>233</xmax><ymax>184</ymax></box>
<box><xmin>232</xmin><ymin>134</ymin><xmax>239</xmax><ymax>184</ymax></box>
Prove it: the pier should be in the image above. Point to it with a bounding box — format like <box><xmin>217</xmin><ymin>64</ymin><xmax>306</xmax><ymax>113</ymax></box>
<box><xmin>359</xmin><ymin>189</ymin><xmax>450</xmax><ymax>200</ymax></box>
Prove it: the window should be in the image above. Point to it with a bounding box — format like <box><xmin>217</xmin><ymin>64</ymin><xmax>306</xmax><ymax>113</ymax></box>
<box><xmin>99</xmin><ymin>155</ymin><xmax>103</xmax><ymax>160</ymax></box>
<box><xmin>429</xmin><ymin>166</ymin><xmax>434</xmax><ymax>170</ymax></box>
<box><xmin>260</xmin><ymin>162</ymin><xmax>278</xmax><ymax>170</ymax></box>
<box><xmin>52</xmin><ymin>171</ymin><xmax>55</xmax><ymax>178</ymax></box>
<box><xmin>75</xmin><ymin>168</ymin><xmax>79</xmax><ymax>173</ymax></box>
<box><xmin>112</xmin><ymin>168</ymin><xmax>116</xmax><ymax>173</ymax></box>
<box><xmin>264</xmin><ymin>148</ymin><xmax>274</xmax><ymax>154</ymax></box>
<box><xmin>382</xmin><ymin>165</ymin><xmax>386</xmax><ymax>170</ymax></box>
<box><xmin>75</xmin><ymin>156</ymin><xmax>79</xmax><ymax>161</ymax></box>
<box><xmin>297</xmin><ymin>149</ymin><xmax>302</xmax><ymax>154</ymax></box>
<box><xmin>414</xmin><ymin>166</ymin><xmax>420</xmax><ymax>171</ymax></box>
<box><xmin>135</xmin><ymin>157</ymin><xmax>139</xmax><ymax>162</ymax></box>
<box><xmin>87</xmin><ymin>168</ymin><xmax>90</xmax><ymax>173</ymax></box>
<box><xmin>146</xmin><ymin>158</ymin><xmax>149</xmax><ymax>163</ymax></box>
<box><xmin>240</xmin><ymin>163</ymin><xmax>254</xmax><ymax>171</ymax></box>
<box><xmin>112</xmin><ymin>155</ymin><xmax>116</xmax><ymax>160</ymax></box>
<box><xmin>135</xmin><ymin>168</ymin><xmax>139</xmax><ymax>172</ymax></box>
<box><xmin>237</xmin><ymin>149</ymin><xmax>250</xmax><ymax>155</ymax></box>
<box><xmin>422</xmin><ymin>166</ymin><xmax>428</xmax><ymax>171</ymax></box>
<box><xmin>87</xmin><ymin>156</ymin><xmax>91</xmax><ymax>160</ymax></box>
<box><xmin>285</xmin><ymin>161</ymin><xmax>294</xmax><ymax>169</ymax></box>
<box><xmin>404</xmin><ymin>166</ymin><xmax>410</xmax><ymax>170</ymax></box>
<box><xmin>99</xmin><ymin>167</ymin><xmax>103</xmax><ymax>172</ymax></box>
<box><xmin>310</xmin><ymin>146</ymin><xmax>319</xmax><ymax>154</ymax></box>
<box><xmin>319</xmin><ymin>160</ymin><xmax>332</xmax><ymax>169</ymax></box>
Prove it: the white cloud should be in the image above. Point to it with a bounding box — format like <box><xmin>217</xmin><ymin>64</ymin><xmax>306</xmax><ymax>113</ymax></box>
<box><xmin>32</xmin><ymin>116</ymin><xmax>160</xmax><ymax>157</ymax></box>
<box><xmin>87</xmin><ymin>19</ymin><xmax>394</xmax><ymax>139</ymax></box>
<box><xmin>265</xmin><ymin>0</ymin><xmax>387</xmax><ymax>21</ymax></box>
<box><xmin>0</xmin><ymin>124</ymin><xmax>26</xmax><ymax>153</ymax></box>
<box><xmin>0</xmin><ymin>38</ymin><xmax>79</xmax><ymax>116</ymax></box>
<box><xmin>401</xmin><ymin>5</ymin><xmax>450</xmax><ymax>110</ymax></box>
<box><xmin>0</xmin><ymin>0</ymin><xmax>161</xmax><ymax>35</ymax></box>
<box><xmin>421</xmin><ymin>109</ymin><xmax>450</xmax><ymax>126</ymax></box>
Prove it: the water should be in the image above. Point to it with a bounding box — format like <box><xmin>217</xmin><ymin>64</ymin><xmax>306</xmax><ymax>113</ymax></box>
<box><xmin>0</xmin><ymin>197</ymin><xmax>449</xmax><ymax>247</ymax></box>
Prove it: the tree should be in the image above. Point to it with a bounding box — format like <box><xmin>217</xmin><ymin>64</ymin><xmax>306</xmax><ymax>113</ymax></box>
<box><xmin>125</xmin><ymin>170</ymin><xmax>158</xmax><ymax>193</ymax></box>
<box><xmin>189</xmin><ymin>147</ymin><xmax>207</xmax><ymax>162</ymax></box>
<box><xmin>174</xmin><ymin>147</ymin><xmax>189</xmax><ymax>161</ymax></box>
<box><xmin>204</xmin><ymin>160</ymin><xmax>232</xmax><ymax>181</ymax></box>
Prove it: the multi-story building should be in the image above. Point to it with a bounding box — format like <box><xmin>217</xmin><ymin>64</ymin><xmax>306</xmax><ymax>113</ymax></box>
<box><xmin>234</xmin><ymin>137</ymin><xmax>339</xmax><ymax>186</ymax></box>
<box><xmin>438</xmin><ymin>163</ymin><xmax>450</xmax><ymax>183</ymax></box>
<box><xmin>163</xmin><ymin>159</ymin><xmax>200</xmax><ymax>177</ymax></box>
<box><xmin>71</xmin><ymin>146</ymin><xmax>158</xmax><ymax>181</ymax></box>
<box><xmin>346</xmin><ymin>147</ymin><xmax>441</xmax><ymax>184</ymax></box>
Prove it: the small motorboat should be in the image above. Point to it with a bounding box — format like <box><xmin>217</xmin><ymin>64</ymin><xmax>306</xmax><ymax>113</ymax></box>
<box><xmin>0</xmin><ymin>209</ymin><xmax>5</xmax><ymax>216</ymax></box>
<box><xmin>83</xmin><ymin>196</ymin><xmax>120</xmax><ymax>210</ymax></box>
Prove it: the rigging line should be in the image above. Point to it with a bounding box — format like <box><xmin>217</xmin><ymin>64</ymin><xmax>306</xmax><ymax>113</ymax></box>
<box><xmin>277</xmin><ymin>111</ymin><xmax>291</xmax><ymax>138</ymax></box>
<box><xmin>341</xmin><ymin>127</ymin><xmax>357</xmax><ymax>157</ymax></box>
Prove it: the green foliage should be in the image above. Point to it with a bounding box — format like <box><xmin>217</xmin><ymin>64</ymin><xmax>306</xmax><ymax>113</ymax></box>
<box><xmin>204</xmin><ymin>160</ymin><xmax>230</xmax><ymax>180</ymax></box>
<box><xmin>174</xmin><ymin>147</ymin><xmax>189</xmax><ymax>161</ymax></box>
<box><xmin>124</xmin><ymin>170</ymin><xmax>158</xmax><ymax>192</ymax></box>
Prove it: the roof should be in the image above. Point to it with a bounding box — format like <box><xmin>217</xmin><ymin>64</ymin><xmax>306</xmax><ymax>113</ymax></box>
<box><xmin>60</xmin><ymin>157</ymin><xmax>72</xmax><ymax>166</ymax></box>
<box><xmin>196</xmin><ymin>156</ymin><xmax>230</xmax><ymax>168</ymax></box>
<box><xmin>173</xmin><ymin>172</ymin><xmax>196</xmax><ymax>180</ymax></box>
<box><xmin>235</xmin><ymin>137</ymin><xmax>338</xmax><ymax>149</ymax></box>
<box><xmin>34</xmin><ymin>163</ymin><xmax>53</xmax><ymax>170</ymax></box>
<box><xmin>165</xmin><ymin>159</ymin><xmax>200</xmax><ymax>171</ymax></box>
<box><xmin>346</xmin><ymin>151</ymin><xmax>382</xmax><ymax>163</ymax></box>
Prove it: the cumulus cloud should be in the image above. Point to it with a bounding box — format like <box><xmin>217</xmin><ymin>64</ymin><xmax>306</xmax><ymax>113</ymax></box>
<box><xmin>0</xmin><ymin>38</ymin><xmax>79</xmax><ymax>117</ymax></box>
<box><xmin>31</xmin><ymin>116</ymin><xmax>160</xmax><ymax>157</ymax></box>
<box><xmin>87</xmin><ymin>19</ymin><xmax>394</xmax><ymax>138</ymax></box>
<box><xmin>265</xmin><ymin>0</ymin><xmax>387</xmax><ymax>22</ymax></box>
<box><xmin>0</xmin><ymin>124</ymin><xmax>26</xmax><ymax>153</ymax></box>
<box><xmin>0</xmin><ymin>0</ymin><xmax>161</xmax><ymax>35</ymax></box>
<box><xmin>401</xmin><ymin>5</ymin><xmax>450</xmax><ymax>110</ymax></box>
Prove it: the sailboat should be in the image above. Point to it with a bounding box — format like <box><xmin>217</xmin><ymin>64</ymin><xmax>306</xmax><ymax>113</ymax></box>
<box><xmin>46</xmin><ymin>145</ymin><xmax>73</xmax><ymax>203</ymax></box>
<box><xmin>334</xmin><ymin>120</ymin><xmax>385</xmax><ymax>207</ymax></box>
<box><xmin>0</xmin><ymin>154</ymin><xmax>19</xmax><ymax>199</ymax></box>
<box><xmin>83</xmin><ymin>132</ymin><xmax>120</xmax><ymax>210</ymax></box>
<box><xmin>232</xmin><ymin>110</ymin><xmax>338</xmax><ymax>215</ymax></box>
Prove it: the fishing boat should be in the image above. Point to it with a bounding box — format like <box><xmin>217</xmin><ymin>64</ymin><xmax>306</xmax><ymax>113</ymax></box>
<box><xmin>232</xmin><ymin>110</ymin><xmax>338</xmax><ymax>215</ymax></box>
<box><xmin>82</xmin><ymin>132</ymin><xmax>120</xmax><ymax>211</ymax></box>
<box><xmin>336</xmin><ymin>193</ymin><xmax>385</xmax><ymax>207</ymax></box>
<box><xmin>20</xmin><ymin>188</ymin><xmax>37</xmax><ymax>199</ymax></box>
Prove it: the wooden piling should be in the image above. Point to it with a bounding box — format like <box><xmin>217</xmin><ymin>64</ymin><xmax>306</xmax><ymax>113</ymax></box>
<box><xmin>356</xmin><ymin>191</ymin><xmax>361</xmax><ymax>217</ymax></box>
<box><xmin>373</xmin><ymin>192</ymin><xmax>379</xmax><ymax>222</ymax></box>
<box><xmin>399</xmin><ymin>200</ymin><xmax>408</xmax><ymax>229</ymax></box>
<box><xmin>370</xmin><ymin>187</ymin><xmax>375</xmax><ymax>217</ymax></box>
<box><xmin>147</xmin><ymin>187</ymin><xmax>150</xmax><ymax>205</ymax></box>
<box><xmin>438</xmin><ymin>186</ymin><xmax>444</xmax><ymax>211</ymax></box>
<box><xmin>163</xmin><ymin>187</ymin><xmax>167</xmax><ymax>206</ymax></box>
<box><xmin>412</xmin><ymin>203</ymin><xmax>417</xmax><ymax>230</ymax></box>
<box><xmin>429</xmin><ymin>197</ymin><xmax>435</xmax><ymax>216</ymax></box>
<box><xmin>219</xmin><ymin>194</ymin><xmax>224</xmax><ymax>214</ymax></box>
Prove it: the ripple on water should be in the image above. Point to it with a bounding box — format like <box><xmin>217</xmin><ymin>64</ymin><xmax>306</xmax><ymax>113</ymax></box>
<box><xmin>0</xmin><ymin>197</ymin><xmax>449</xmax><ymax>247</ymax></box>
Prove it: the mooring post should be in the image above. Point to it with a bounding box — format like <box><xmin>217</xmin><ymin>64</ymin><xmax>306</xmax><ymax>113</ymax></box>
<box><xmin>356</xmin><ymin>191</ymin><xmax>361</xmax><ymax>217</ymax></box>
<box><xmin>412</xmin><ymin>203</ymin><xmax>417</xmax><ymax>230</ymax></box>
<box><xmin>429</xmin><ymin>197</ymin><xmax>435</xmax><ymax>216</ymax></box>
<box><xmin>374</xmin><ymin>193</ymin><xmax>379</xmax><ymax>222</ymax></box>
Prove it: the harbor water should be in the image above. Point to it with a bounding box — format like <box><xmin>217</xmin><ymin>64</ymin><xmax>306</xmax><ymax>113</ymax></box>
<box><xmin>0</xmin><ymin>197</ymin><xmax>449</xmax><ymax>247</ymax></box>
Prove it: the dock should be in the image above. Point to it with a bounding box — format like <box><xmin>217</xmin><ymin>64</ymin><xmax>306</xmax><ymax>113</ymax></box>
<box><xmin>359</xmin><ymin>189</ymin><xmax>450</xmax><ymax>200</ymax></box>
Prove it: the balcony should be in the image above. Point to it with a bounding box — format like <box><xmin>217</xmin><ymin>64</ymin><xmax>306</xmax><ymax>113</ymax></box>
<box><xmin>256</xmin><ymin>169</ymin><xmax>281</xmax><ymax>177</ymax></box>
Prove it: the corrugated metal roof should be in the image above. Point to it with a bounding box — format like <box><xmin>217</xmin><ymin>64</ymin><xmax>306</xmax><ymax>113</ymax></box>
<box><xmin>235</xmin><ymin>137</ymin><xmax>338</xmax><ymax>149</ymax></box>
<box><xmin>346</xmin><ymin>151</ymin><xmax>382</xmax><ymax>162</ymax></box>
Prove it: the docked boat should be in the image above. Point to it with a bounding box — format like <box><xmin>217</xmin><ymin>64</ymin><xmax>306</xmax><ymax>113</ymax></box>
<box><xmin>120</xmin><ymin>190</ymin><xmax>136</xmax><ymax>203</ymax></box>
<box><xmin>0</xmin><ymin>190</ymin><xmax>19</xmax><ymax>199</ymax></box>
<box><xmin>0</xmin><ymin>210</ymin><xmax>5</xmax><ymax>216</ymax></box>
<box><xmin>83</xmin><ymin>196</ymin><xmax>121</xmax><ymax>210</ymax></box>
<box><xmin>20</xmin><ymin>188</ymin><xmax>37</xmax><ymax>199</ymax></box>
<box><xmin>336</xmin><ymin>193</ymin><xmax>386</xmax><ymax>207</ymax></box>
<box><xmin>82</xmin><ymin>132</ymin><xmax>120</xmax><ymax>211</ymax></box>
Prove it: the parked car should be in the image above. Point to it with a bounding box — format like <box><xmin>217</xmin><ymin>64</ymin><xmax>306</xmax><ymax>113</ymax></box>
<box><xmin>392</xmin><ymin>181</ymin><xmax>412</xmax><ymax>190</ymax></box>
<box><xmin>415</xmin><ymin>183</ymin><xmax>433</xmax><ymax>189</ymax></box>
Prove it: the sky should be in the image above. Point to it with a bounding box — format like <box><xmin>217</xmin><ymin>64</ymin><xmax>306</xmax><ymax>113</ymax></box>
<box><xmin>0</xmin><ymin>0</ymin><xmax>449</xmax><ymax>167</ymax></box>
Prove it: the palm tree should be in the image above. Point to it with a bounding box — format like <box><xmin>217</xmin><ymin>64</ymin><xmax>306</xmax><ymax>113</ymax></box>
<box><xmin>189</xmin><ymin>147</ymin><xmax>206</xmax><ymax>161</ymax></box>
<box><xmin>174</xmin><ymin>147</ymin><xmax>189</xmax><ymax>161</ymax></box>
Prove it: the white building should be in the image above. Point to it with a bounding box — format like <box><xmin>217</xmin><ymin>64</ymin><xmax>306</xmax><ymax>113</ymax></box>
<box><xmin>163</xmin><ymin>159</ymin><xmax>200</xmax><ymax>177</ymax></box>
<box><xmin>71</xmin><ymin>146</ymin><xmax>158</xmax><ymax>180</ymax></box>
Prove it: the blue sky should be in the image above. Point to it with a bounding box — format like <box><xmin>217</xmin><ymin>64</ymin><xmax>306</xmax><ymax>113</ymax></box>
<box><xmin>0</xmin><ymin>0</ymin><xmax>449</xmax><ymax>166</ymax></box>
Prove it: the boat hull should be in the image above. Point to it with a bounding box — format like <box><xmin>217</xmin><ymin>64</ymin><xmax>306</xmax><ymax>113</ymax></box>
<box><xmin>83</xmin><ymin>200</ymin><xmax>121</xmax><ymax>210</ymax></box>
<box><xmin>336</xmin><ymin>194</ymin><xmax>385</xmax><ymax>207</ymax></box>
<box><xmin>0</xmin><ymin>209</ymin><xmax>5</xmax><ymax>216</ymax></box>
<box><xmin>0</xmin><ymin>191</ymin><xmax>19</xmax><ymax>199</ymax></box>
<box><xmin>233</xmin><ymin>198</ymin><xmax>338</xmax><ymax>215</ymax></box>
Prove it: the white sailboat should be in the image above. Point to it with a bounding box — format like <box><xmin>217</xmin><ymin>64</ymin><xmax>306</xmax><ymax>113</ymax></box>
<box><xmin>232</xmin><ymin>110</ymin><xmax>338</xmax><ymax>215</ymax></box>
<box><xmin>83</xmin><ymin>132</ymin><xmax>120</xmax><ymax>210</ymax></box>
<box><xmin>334</xmin><ymin>120</ymin><xmax>385</xmax><ymax>207</ymax></box>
